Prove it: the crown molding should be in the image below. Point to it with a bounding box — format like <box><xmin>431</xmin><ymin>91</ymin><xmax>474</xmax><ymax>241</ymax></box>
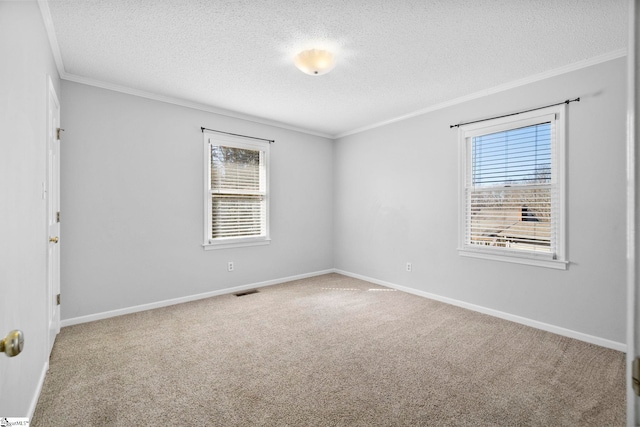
<box><xmin>37</xmin><ymin>0</ymin><xmax>626</xmax><ymax>141</ymax></box>
<box><xmin>335</xmin><ymin>48</ymin><xmax>628</xmax><ymax>139</ymax></box>
<box><xmin>60</xmin><ymin>72</ymin><xmax>334</xmax><ymax>139</ymax></box>
<box><xmin>37</xmin><ymin>0</ymin><xmax>333</xmax><ymax>140</ymax></box>
<box><xmin>38</xmin><ymin>0</ymin><xmax>65</xmax><ymax>78</ymax></box>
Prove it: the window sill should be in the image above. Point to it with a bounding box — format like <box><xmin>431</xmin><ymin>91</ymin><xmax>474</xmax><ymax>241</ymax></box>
<box><xmin>203</xmin><ymin>238</ymin><xmax>271</xmax><ymax>251</ymax></box>
<box><xmin>458</xmin><ymin>248</ymin><xmax>568</xmax><ymax>270</ymax></box>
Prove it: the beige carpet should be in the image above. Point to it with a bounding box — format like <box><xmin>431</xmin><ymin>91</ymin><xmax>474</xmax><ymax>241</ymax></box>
<box><xmin>32</xmin><ymin>273</ymin><xmax>625</xmax><ymax>426</ymax></box>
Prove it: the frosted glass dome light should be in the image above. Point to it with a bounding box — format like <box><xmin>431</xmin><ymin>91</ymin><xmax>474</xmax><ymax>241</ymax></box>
<box><xmin>294</xmin><ymin>49</ymin><xmax>336</xmax><ymax>76</ymax></box>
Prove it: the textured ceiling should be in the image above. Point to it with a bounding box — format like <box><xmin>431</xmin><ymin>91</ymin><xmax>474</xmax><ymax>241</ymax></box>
<box><xmin>44</xmin><ymin>0</ymin><xmax>628</xmax><ymax>138</ymax></box>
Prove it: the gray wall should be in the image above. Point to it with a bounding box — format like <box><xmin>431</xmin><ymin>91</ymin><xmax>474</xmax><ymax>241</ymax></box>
<box><xmin>334</xmin><ymin>57</ymin><xmax>628</xmax><ymax>345</ymax></box>
<box><xmin>0</xmin><ymin>1</ymin><xmax>61</xmax><ymax>416</ymax></box>
<box><xmin>60</xmin><ymin>82</ymin><xmax>334</xmax><ymax>320</ymax></box>
<box><xmin>62</xmin><ymin>58</ymin><xmax>628</xmax><ymax>347</ymax></box>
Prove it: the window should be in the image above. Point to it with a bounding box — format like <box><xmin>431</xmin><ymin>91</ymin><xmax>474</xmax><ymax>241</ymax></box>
<box><xmin>203</xmin><ymin>132</ymin><xmax>270</xmax><ymax>250</ymax></box>
<box><xmin>458</xmin><ymin>105</ymin><xmax>566</xmax><ymax>269</ymax></box>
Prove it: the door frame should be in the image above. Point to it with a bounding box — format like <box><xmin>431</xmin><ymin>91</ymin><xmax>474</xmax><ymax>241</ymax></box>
<box><xmin>627</xmin><ymin>0</ymin><xmax>639</xmax><ymax>425</ymax></box>
<box><xmin>46</xmin><ymin>75</ymin><xmax>60</xmax><ymax>357</ymax></box>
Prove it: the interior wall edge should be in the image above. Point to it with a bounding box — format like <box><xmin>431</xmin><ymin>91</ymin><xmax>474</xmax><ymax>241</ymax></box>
<box><xmin>27</xmin><ymin>360</ymin><xmax>49</xmax><ymax>420</ymax></box>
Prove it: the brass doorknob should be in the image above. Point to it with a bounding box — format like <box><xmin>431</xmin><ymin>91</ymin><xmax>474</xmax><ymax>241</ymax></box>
<box><xmin>49</xmin><ymin>236</ymin><xmax>59</xmax><ymax>243</ymax></box>
<box><xmin>0</xmin><ymin>330</ymin><xmax>24</xmax><ymax>357</ymax></box>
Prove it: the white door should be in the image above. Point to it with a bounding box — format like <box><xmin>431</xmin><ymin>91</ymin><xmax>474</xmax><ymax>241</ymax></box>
<box><xmin>46</xmin><ymin>77</ymin><xmax>61</xmax><ymax>355</ymax></box>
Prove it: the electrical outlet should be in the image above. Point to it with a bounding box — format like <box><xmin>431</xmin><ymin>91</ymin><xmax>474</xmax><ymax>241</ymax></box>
<box><xmin>228</xmin><ymin>262</ymin><xmax>234</xmax><ymax>272</ymax></box>
<box><xmin>406</xmin><ymin>262</ymin><xmax>412</xmax><ymax>272</ymax></box>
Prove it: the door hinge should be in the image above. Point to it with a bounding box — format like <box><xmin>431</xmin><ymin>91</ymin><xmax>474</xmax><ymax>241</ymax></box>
<box><xmin>56</xmin><ymin>128</ymin><xmax>64</xmax><ymax>140</ymax></box>
<box><xmin>56</xmin><ymin>211</ymin><xmax>60</xmax><ymax>223</ymax></box>
<box><xmin>633</xmin><ymin>357</ymin><xmax>640</xmax><ymax>396</ymax></box>
<box><xmin>56</xmin><ymin>294</ymin><xmax>60</xmax><ymax>306</ymax></box>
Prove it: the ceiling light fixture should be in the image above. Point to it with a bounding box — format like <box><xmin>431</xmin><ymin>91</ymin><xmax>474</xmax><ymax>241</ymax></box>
<box><xmin>294</xmin><ymin>49</ymin><xmax>336</xmax><ymax>76</ymax></box>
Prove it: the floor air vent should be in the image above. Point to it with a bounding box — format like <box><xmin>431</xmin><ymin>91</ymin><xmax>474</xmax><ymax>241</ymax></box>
<box><xmin>233</xmin><ymin>289</ymin><xmax>259</xmax><ymax>297</ymax></box>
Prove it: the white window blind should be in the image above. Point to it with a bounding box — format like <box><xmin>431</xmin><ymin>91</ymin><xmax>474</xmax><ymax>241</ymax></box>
<box><xmin>204</xmin><ymin>133</ymin><xmax>269</xmax><ymax>248</ymax></box>
<box><xmin>459</xmin><ymin>106</ymin><xmax>566</xmax><ymax>268</ymax></box>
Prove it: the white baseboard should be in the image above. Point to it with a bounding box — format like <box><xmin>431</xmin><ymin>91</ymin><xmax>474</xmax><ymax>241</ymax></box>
<box><xmin>60</xmin><ymin>267</ymin><xmax>626</xmax><ymax>353</ymax></box>
<box><xmin>28</xmin><ymin>359</ymin><xmax>49</xmax><ymax>419</ymax></box>
<box><xmin>334</xmin><ymin>269</ymin><xmax>627</xmax><ymax>353</ymax></box>
<box><xmin>61</xmin><ymin>269</ymin><xmax>334</xmax><ymax>327</ymax></box>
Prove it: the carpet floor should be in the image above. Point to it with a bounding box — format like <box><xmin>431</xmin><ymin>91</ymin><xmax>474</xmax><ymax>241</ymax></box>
<box><xmin>32</xmin><ymin>273</ymin><xmax>625</xmax><ymax>426</ymax></box>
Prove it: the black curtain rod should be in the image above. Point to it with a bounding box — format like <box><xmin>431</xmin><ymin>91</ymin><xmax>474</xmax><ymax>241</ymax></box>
<box><xmin>201</xmin><ymin>127</ymin><xmax>275</xmax><ymax>144</ymax></box>
<box><xmin>449</xmin><ymin>97</ymin><xmax>580</xmax><ymax>129</ymax></box>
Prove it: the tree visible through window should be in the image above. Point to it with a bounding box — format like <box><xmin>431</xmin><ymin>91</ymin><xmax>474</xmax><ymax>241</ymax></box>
<box><xmin>459</xmin><ymin>105</ymin><xmax>566</xmax><ymax>268</ymax></box>
<box><xmin>469</xmin><ymin>123</ymin><xmax>552</xmax><ymax>251</ymax></box>
<box><xmin>203</xmin><ymin>133</ymin><xmax>269</xmax><ymax>249</ymax></box>
<box><xmin>211</xmin><ymin>146</ymin><xmax>263</xmax><ymax>238</ymax></box>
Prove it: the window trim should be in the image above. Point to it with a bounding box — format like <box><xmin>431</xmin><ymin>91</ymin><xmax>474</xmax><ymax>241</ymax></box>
<box><xmin>202</xmin><ymin>131</ymin><xmax>270</xmax><ymax>251</ymax></box>
<box><xmin>458</xmin><ymin>105</ymin><xmax>567</xmax><ymax>270</ymax></box>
